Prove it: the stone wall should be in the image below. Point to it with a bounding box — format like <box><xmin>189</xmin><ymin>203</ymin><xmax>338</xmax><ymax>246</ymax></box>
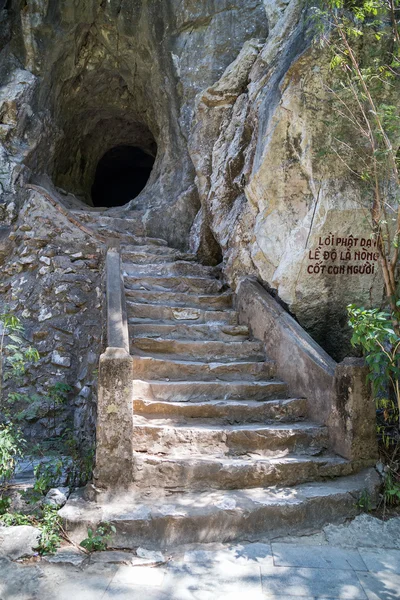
<box><xmin>0</xmin><ymin>189</ymin><xmax>105</xmax><ymax>444</ymax></box>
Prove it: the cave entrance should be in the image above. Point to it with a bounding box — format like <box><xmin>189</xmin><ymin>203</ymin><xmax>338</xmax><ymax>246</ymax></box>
<box><xmin>91</xmin><ymin>145</ymin><xmax>156</xmax><ymax>208</ymax></box>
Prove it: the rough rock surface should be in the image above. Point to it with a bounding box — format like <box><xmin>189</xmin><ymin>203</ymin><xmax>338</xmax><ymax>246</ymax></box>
<box><xmin>0</xmin><ymin>189</ymin><xmax>104</xmax><ymax>443</ymax></box>
<box><xmin>0</xmin><ymin>525</ymin><xmax>41</xmax><ymax>560</ymax></box>
<box><xmin>188</xmin><ymin>0</ymin><xmax>386</xmax><ymax>359</ymax></box>
<box><xmin>324</xmin><ymin>514</ymin><xmax>400</xmax><ymax>550</ymax></box>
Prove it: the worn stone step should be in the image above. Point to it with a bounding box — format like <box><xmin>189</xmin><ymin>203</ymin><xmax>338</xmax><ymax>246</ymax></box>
<box><xmin>72</xmin><ymin>212</ymin><xmax>146</xmax><ymax>236</ymax></box>
<box><xmin>131</xmin><ymin>418</ymin><xmax>328</xmax><ymax>457</ymax></box>
<box><xmin>127</xmin><ymin>302</ymin><xmax>237</xmax><ymax>325</ymax></box>
<box><xmin>130</xmin><ymin>323</ymin><xmax>249</xmax><ymax>342</ymax></box>
<box><xmin>125</xmin><ymin>289</ymin><xmax>233</xmax><ymax>309</ymax></box>
<box><xmin>122</xmin><ymin>251</ymin><xmax>197</xmax><ymax>264</ymax></box>
<box><xmin>133</xmin><ymin>397</ymin><xmax>307</xmax><ymax>422</ymax></box>
<box><xmin>124</xmin><ymin>275</ymin><xmax>223</xmax><ymax>294</ymax></box>
<box><xmin>114</xmin><ymin>233</ymin><xmax>170</xmax><ymax>246</ymax></box>
<box><xmin>61</xmin><ymin>469</ymin><xmax>380</xmax><ymax>548</ymax></box>
<box><xmin>71</xmin><ymin>207</ymin><xmax>108</xmax><ymax>213</ymax></box>
<box><xmin>131</xmin><ymin>356</ymin><xmax>273</xmax><ymax>381</ymax></box>
<box><xmin>132</xmin><ymin>453</ymin><xmax>357</xmax><ymax>491</ymax></box>
<box><xmin>122</xmin><ymin>244</ymin><xmax>185</xmax><ymax>255</ymax></box>
<box><xmin>132</xmin><ymin>338</ymin><xmax>265</xmax><ymax>361</ymax></box>
<box><xmin>123</xmin><ymin>261</ymin><xmax>216</xmax><ymax>278</ymax></box>
<box><xmin>121</xmin><ymin>238</ymin><xmax>169</xmax><ymax>248</ymax></box>
<box><xmin>132</xmin><ymin>379</ymin><xmax>287</xmax><ymax>402</ymax></box>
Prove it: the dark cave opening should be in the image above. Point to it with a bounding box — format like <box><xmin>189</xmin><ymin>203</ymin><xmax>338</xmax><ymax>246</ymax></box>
<box><xmin>91</xmin><ymin>145</ymin><xmax>156</xmax><ymax>208</ymax></box>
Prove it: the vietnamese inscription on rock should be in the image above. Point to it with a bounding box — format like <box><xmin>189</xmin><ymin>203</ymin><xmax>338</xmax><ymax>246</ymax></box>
<box><xmin>307</xmin><ymin>235</ymin><xmax>379</xmax><ymax>276</ymax></box>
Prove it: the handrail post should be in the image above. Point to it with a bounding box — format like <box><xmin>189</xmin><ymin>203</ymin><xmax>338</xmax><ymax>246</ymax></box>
<box><xmin>94</xmin><ymin>245</ymin><xmax>133</xmax><ymax>489</ymax></box>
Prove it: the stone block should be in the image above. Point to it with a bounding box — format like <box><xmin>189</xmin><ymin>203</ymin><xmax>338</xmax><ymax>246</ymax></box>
<box><xmin>357</xmin><ymin>548</ymin><xmax>400</xmax><ymax>575</ymax></box>
<box><xmin>271</xmin><ymin>543</ymin><xmax>367</xmax><ymax>571</ymax></box>
<box><xmin>0</xmin><ymin>525</ymin><xmax>41</xmax><ymax>559</ymax></box>
<box><xmin>44</xmin><ymin>487</ymin><xmax>70</xmax><ymax>508</ymax></box>
<box><xmin>261</xmin><ymin>564</ymin><xmax>367</xmax><ymax>598</ymax></box>
<box><xmin>51</xmin><ymin>351</ymin><xmax>71</xmax><ymax>368</ymax></box>
<box><xmin>356</xmin><ymin>569</ymin><xmax>400</xmax><ymax>599</ymax></box>
<box><xmin>329</xmin><ymin>358</ymin><xmax>378</xmax><ymax>461</ymax></box>
<box><xmin>164</xmin><ymin>560</ymin><xmax>262</xmax><ymax>598</ymax></box>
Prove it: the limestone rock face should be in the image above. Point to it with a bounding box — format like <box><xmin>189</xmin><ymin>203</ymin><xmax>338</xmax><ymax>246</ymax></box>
<box><xmin>188</xmin><ymin>0</ymin><xmax>386</xmax><ymax>359</ymax></box>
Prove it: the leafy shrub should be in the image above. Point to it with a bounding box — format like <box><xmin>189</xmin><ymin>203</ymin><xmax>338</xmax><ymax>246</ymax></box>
<box><xmin>348</xmin><ymin>303</ymin><xmax>400</xmax><ymax>510</ymax></box>
<box><xmin>38</xmin><ymin>506</ymin><xmax>62</xmax><ymax>555</ymax></box>
<box><xmin>348</xmin><ymin>304</ymin><xmax>400</xmax><ymax>425</ymax></box>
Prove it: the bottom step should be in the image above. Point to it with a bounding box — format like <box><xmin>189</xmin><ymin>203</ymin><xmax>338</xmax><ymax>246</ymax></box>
<box><xmin>60</xmin><ymin>468</ymin><xmax>379</xmax><ymax>549</ymax></box>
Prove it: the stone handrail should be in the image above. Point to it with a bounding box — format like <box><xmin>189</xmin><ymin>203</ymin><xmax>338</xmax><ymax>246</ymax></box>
<box><xmin>236</xmin><ymin>278</ymin><xmax>377</xmax><ymax>462</ymax></box>
<box><xmin>105</xmin><ymin>244</ymin><xmax>129</xmax><ymax>352</ymax></box>
<box><xmin>94</xmin><ymin>244</ymin><xmax>134</xmax><ymax>490</ymax></box>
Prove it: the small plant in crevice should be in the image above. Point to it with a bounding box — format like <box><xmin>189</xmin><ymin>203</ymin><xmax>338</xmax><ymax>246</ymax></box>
<box><xmin>383</xmin><ymin>469</ymin><xmax>400</xmax><ymax>507</ymax></box>
<box><xmin>80</xmin><ymin>523</ymin><xmax>116</xmax><ymax>552</ymax></box>
<box><xmin>356</xmin><ymin>489</ymin><xmax>372</xmax><ymax>512</ymax></box>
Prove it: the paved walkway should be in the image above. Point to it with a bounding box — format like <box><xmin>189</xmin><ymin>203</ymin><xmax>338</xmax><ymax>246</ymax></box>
<box><xmin>1</xmin><ymin>514</ymin><xmax>400</xmax><ymax>599</ymax></box>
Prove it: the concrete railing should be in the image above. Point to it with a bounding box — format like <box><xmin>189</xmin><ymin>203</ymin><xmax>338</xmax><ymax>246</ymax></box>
<box><xmin>237</xmin><ymin>278</ymin><xmax>377</xmax><ymax>462</ymax></box>
<box><xmin>94</xmin><ymin>245</ymin><xmax>134</xmax><ymax>489</ymax></box>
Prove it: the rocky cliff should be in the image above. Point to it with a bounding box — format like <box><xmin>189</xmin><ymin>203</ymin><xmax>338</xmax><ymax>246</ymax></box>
<box><xmin>0</xmin><ymin>0</ymin><xmax>386</xmax><ymax>440</ymax></box>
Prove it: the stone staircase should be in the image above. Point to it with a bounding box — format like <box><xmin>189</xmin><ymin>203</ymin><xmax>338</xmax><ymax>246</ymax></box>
<box><xmin>61</xmin><ymin>213</ymin><xmax>379</xmax><ymax>549</ymax></box>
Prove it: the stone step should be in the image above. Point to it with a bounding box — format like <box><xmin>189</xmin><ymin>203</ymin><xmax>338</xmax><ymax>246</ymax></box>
<box><xmin>121</xmin><ymin>238</ymin><xmax>169</xmax><ymax>248</ymax></box>
<box><xmin>127</xmin><ymin>302</ymin><xmax>238</xmax><ymax>325</ymax></box>
<box><xmin>114</xmin><ymin>233</ymin><xmax>170</xmax><ymax>246</ymax></box>
<box><xmin>71</xmin><ymin>207</ymin><xmax>108</xmax><ymax>213</ymax></box>
<box><xmin>71</xmin><ymin>209</ymin><xmax>144</xmax><ymax>218</ymax></box>
<box><xmin>123</xmin><ymin>261</ymin><xmax>216</xmax><ymax>278</ymax></box>
<box><xmin>61</xmin><ymin>469</ymin><xmax>380</xmax><ymax>548</ymax></box>
<box><xmin>132</xmin><ymin>453</ymin><xmax>357</xmax><ymax>491</ymax></box>
<box><xmin>124</xmin><ymin>275</ymin><xmax>223</xmax><ymax>295</ymax></box>
<box><xmin>133</xmin><ymin>397</ymin><xmax>306</xmax><ymax>422</ymax></box>
<box><xmin>131</xmin><ymin>356</ymin><xmax>274</xmax><ymax>381</ymax></box>
<box><xmin>130</xmin><ymin>323</ymin><xmax>249</xmax><ymax>342</ymax></box>
<box><xmin>72</xmin><ymin>212</ymin><xmax>146</xmax><ymax>236</ymax></box>
<box><xmin>132</xmin><ymin>338</ymin><xmax>265</xmax><ymax>361</ymax></box>
<box><xmin>132</xmin><ymin>379</ymin><xmax>287</xmax><ymax>402</ymax></box>
<box><xmin>125</xmin><ymin>290</ymin><xmax>233</xmax><ymax>310</ymax></box>
<box><xmin>122</xmin><ymin>244</ymin><xmax>186</xmax><ymax>255</ymax></box>
<box><xmin>122</xmin><ymin>251</ymin><xmax>197</xmax><ymax>264</ymax></box>
<box><xmin>131</xmin><ymin>418</ymin><xmax>328</xmax><ymax>457</ymax></box>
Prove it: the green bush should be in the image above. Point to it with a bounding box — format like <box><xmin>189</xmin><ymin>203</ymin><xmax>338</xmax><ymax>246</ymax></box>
<box><xmin>348</xmin><ymin>304</ymin><xmax>400</xmax><ymax>424</ymax></box>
